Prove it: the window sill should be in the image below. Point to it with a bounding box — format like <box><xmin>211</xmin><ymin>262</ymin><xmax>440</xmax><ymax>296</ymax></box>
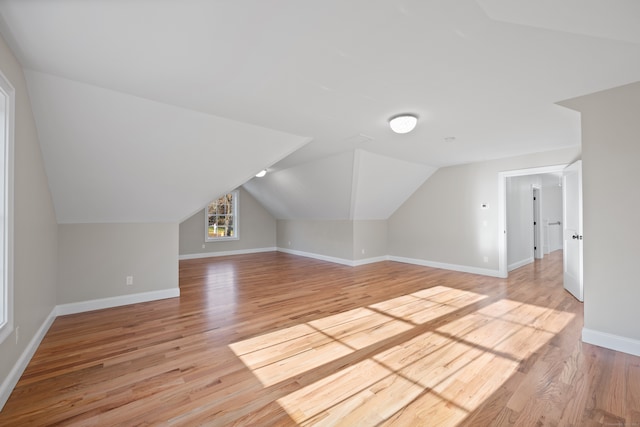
<box><xmin>205</xmin><ymin>236</ymin><xmax>240</xmax><ymax>243</ymax></box>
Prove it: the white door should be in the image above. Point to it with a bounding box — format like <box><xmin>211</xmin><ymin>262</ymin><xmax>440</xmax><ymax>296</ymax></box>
<box><xmin>563</xmin><ymin>161</ymin><xmax>583</xmax><ymax>301</ymax></box>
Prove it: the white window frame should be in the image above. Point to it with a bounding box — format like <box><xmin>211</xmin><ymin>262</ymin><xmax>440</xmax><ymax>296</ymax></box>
<box><xmin>0</xmin><ymin>70</ymin><xmax>15</xmax><ymax>345</ymax></box>
<box><xmin>205</xmin><ymin>190</ymin><xmax>239</xmax><ymax>242</ymax></box>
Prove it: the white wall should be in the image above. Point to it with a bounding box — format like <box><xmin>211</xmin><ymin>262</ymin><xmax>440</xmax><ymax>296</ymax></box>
<box><xmin>0</xmin><ymin>34</ymin><xmax>58</xmax><ymax>405</ymax></box>
<box><xmin>179</xmin><ymin>187</ymin><xmax>276</xmax><ymax>257</ymax></box>
<box><xmin>353</xmin><ymin>220</ymin><xmax>387</xmax><ymax>261</ymax></box>
<box><xmin>58</xmin><ymin>223</ymin><xmax>178</xmax><ymax>304</ymax></box>
<box><xmin>561</xmin><ymin>81</ymin><xmax>640</xmax><ymax>351</ymax></box>
<box><xmin>388</xmin><ymin>148</ymin><xmax>580</xmax><ymax>274</ymax></box>
<box><xmin>277</xmin><ymin>219</ymin><xmax>354</xmax><ymax>261</ymax></box>
<box><xmin>506</xmin><ymin>175</ymin><xmax>538</xmax><ymax>270</ymax></box>
<box><xmin>276</xmin><ymin>219</ymin><xmax>387</xmax><ymax>264</ymax></box>
<box><xmin>541</xmin><ymin>184</ymin><xmax>563</xmax><ymax>253</ymax></box>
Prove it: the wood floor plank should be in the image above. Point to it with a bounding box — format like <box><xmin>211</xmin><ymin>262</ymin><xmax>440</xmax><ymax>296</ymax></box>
<box><xmin>1</xmin><ymin>251</ymin><xmax>639</xmax><ymax>426</ymax></box>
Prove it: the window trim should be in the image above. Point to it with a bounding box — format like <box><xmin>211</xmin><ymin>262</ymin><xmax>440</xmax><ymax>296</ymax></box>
<box><xmin>0</xmin><ymin>70</ymin><xmax>15</xmax><ymax>345</ymax></box>
<box><xmin>204</xmin><ymin>190</ymin><xmax>239</xmax><ymax>242</ymax></box>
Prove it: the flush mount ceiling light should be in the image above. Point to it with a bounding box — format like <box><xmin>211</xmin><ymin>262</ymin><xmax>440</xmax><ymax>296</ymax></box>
<box><xmin>389</xmin><ymin>114</ymin><xmax>418</xmax><ymax>134</ymax></box>
<box><xmin>255</xmin><ymin>169</ymin><xmax>267</xmax><ymax>178</ymax></box>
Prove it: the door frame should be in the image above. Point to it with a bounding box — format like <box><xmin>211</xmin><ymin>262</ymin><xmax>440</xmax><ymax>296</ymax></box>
<box><xmin>532</xmin><ymin>185</ymin><xmax>543</xmax><ymax>260</ymax></box>
<box><xmin>498</xmin><ymin>164</ymin><xmax>568</xmax><ymax>278</ymax></box>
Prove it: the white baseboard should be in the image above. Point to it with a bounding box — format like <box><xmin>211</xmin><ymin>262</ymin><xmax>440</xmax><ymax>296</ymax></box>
<box><xmin>56</xmin><ymin>288</ymin><xmax>180</xmax><ymax>316</ymax></box>
<box><xmin>1</xmin><ymin>287</ymin><xmax>181</xmax><ymax>411</ymax></box>
<box><xmin>277</xmin><ymin>247</ymin><xmax>356</xmax><ymax>266</ymax></box>
<box><xmin>353</xmin><ymin>256</ymin><xmax>388</xmax><ymax>266</ymax></box>
<box><xmin>276</xmin><ymin>248</ymin><xmax>502</xmax><ymax>276</ymax></box>
<box><xmin>277</xmin><ymin>248</ymin><xmax>387</xmax><ymax>267</ymax></box>
<box><xmin>179</xmin><ymin>247</ymin><xmax>276</xmax><ymax>260</ymax></box>
<box><xmin>388</xmin><ymin>255</ymin><xmax>503</xmax><ymax>278</ymax></box>
<box><xmin>582</xmin><ymin>328</ymin><xmax>640</xmax><ymax>357</ymax></box>
<box><xmin>0</xmin><ymin>307</ymin><xmax>57</xmax><ymax>410</ymax></box>
<box><xmin>508</xmin><ymin>257</ymin><xmax>534</xmax><ymax>272</ymax></box>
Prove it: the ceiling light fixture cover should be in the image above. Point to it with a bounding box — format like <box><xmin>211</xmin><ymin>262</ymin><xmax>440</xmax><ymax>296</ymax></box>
<box><xmin>389</xmin><ymin>114</ymin><xmax>418</xmax><ymax>134</ymax></box>
<box><xmin>255</xmin><ymin>169</ymin><xmax>267</xmax><ymax>178</ymax></box>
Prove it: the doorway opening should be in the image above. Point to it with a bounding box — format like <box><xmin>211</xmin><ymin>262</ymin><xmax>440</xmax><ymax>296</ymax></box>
<box><xmin>498</xmin><ymin>164</ymin><xmax>568</xmax><ymax>278</ymax></box>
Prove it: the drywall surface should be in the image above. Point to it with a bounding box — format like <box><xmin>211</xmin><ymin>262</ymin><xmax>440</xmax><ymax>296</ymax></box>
<box><xmin>58</xmin><ymin>223</ymin><xmax>178</xmax><ymax>304</ymax></box>
<box><xmin>0</xmin><ymin>33</ymin><xmax>58</xmax><ymax>400</ymax></box>
<box><xmin>353</xmin><ymin>220</ymin><xmax>388</xmax><ymax>260</ymax></box>
<box><xmin>562</xmin><ymin>81</ymin><xmax>640</xmax><ymax>342</ymax></box>
<box><xmin>388</xmin><ymin>147</ymin><xmax>580</xmax><ymax>271</ymax></box>
<box><xmin>542</xmin><ymin>184</ymin><xmax>563</xmax><ymax>253</ymax></box>
<box><xmin>506</xmin><ymin>175</ymin><xmax>537</xmax><ymax>269</ymax></box>
<box><xmin>277</xmin><ymin>219</ymin><xmax>354</xmax><ymax>260</ymax></box>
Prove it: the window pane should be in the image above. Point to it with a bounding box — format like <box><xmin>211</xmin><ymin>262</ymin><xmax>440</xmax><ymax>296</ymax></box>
<box><xmin>205</xmin><ymin>191</ymin><xmax>238</xmax><ymax>241</ymax></box>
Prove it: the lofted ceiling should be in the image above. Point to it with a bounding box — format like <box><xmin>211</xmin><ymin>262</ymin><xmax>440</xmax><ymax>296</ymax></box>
<box><xmin>0</xmin><ymin>1</ymin><xmax>639</xmax><ymax>222</ymax></box>
<box><xmin>244</xmin><ymin>149</ymin><xmax>437</xmax><ymax>220</ymax></box>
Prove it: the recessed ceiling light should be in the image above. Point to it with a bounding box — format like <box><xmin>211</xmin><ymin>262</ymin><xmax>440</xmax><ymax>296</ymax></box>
<box><xmin>389</xmin><ymin>114</ymin><xmax>418</xmax><ymax>134</ymax></box>
<box><xmin>255</xmin><ymin>169</ymin><xmax>267</xmax><ymax>178</ymax></box>
<box><xmin>444</xmin><ymin>136</ymin><xmax>456</xmax><ymax>143</ymax></box>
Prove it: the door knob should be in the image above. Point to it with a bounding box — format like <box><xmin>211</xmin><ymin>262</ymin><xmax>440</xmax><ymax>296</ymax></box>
<box><xmin>572</xmin><ymin>234</ymin><xmax>583</xmax><ymax>240</ymax></box>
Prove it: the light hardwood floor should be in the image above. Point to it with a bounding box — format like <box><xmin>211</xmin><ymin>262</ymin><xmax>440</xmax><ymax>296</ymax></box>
<box><xmin>1</xmin><ymin>251</ymin><xmax>639</xmax><ymax>426</ymax></box>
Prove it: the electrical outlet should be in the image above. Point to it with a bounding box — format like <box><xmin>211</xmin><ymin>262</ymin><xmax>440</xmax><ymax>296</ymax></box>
<box><xmin>483</xmin><ymin>256</ymin><xmax>489</xmax><ymax>263</ymax></box>
<box><xmin>126</xmin><ymin>276</ymin><xmax>133</xmax><ymax>286</ymax></box>
<box><xmin>202</xmin><ymin>244</ymin><xmax>206</xmax><ymax>249</ymax></box>
<box><xmin>361</xmin><ymin>249</ymin><xmax>365</xmax><ymax>254</ymax></box>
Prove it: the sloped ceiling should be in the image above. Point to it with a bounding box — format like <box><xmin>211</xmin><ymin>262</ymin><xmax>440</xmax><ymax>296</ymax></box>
<box><xmin>476</xmin><ymin>0</ymin><xmax>640</xmax><ymax>44</ymax></box>
<box><xmin>25</xmin><ymin>70</ymin><xmax>309</xmax><ymax>223</ymax></box>
<box><xmin>1</xmin><ymin>1</ymin><xmax>639</xmax><ymax>222</ymax></box>
<box><xmin>244</xmin><ymin>152</ymin><xmax>356</xmax><ymax>220</ymax></box>
<box><xmin>350</xmin><ymin>150</ymin><xmax>437</xmax><ymax>220</ymax></box>
<box><xmin>243</xmin><ymin>149</ymin><xmax>436</xmax><ymax>220</ymax></box>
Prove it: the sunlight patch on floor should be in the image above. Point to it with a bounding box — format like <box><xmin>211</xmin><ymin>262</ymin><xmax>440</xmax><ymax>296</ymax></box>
<box><xmin>277</xmin><ymin>334</ymin><xmax>481</xmax><ymax>426</ymax></box>
<box><xmin>229</xmin><ymin>287</ymin><xmax>485</xmax><ymax>387</ymax></box>
<box><xmin>229</xmin><ymin>307</ymin><xmax>413</xmax><ymax>386</ymax></box>
<box><xmin>368</xmin><ymin>285</ymin><xmax>488</xmax><ymax>325</ymax></box>
<box><xmin>229</xmin><ymin>286</ymin><xmax>575</xmax><ymax>426</ymax></box>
